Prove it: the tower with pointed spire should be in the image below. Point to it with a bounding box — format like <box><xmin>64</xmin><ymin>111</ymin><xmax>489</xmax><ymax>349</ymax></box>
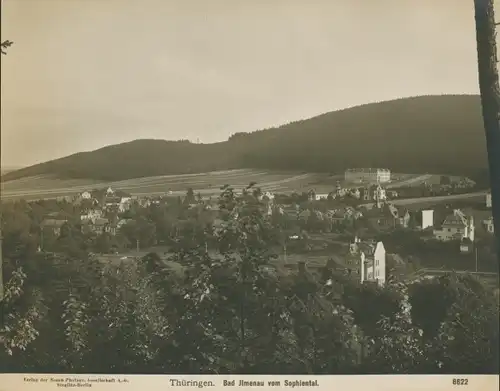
<box><xmin>374</xmin><ymin>177</ymin><xmax>387</xmax><ymax>209</ymax></box>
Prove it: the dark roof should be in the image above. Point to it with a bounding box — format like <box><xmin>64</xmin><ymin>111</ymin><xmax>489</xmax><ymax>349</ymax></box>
<box><xmin>358</xmin><ymin>243</ymin><xmax>376</xmax><ymax>256</ymax></box>
<box><xmin>442</xmin><ymin>210</ymin><xmax>468</xmax><ymax>227</ymax></box>
<box><xmin>105</xmin><ymin>197</ymin><xmax>121</xmax><ymax>204</ymax></box>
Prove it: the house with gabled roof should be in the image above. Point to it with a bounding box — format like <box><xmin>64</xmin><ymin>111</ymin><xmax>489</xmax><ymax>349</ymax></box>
<box><xmin>363</xmin><ymin>203</ymin><xmax>410</xmax><ymax>230</ymax></box>
<box><xmin>326</xmin><ymin>209</ymin><xmax>347</xmax><ymax>226</ymax></box>
<box><xmin>483</xmin><ymin>216</ymin><xmax>494</xmax><ymax>234</ymax></box>
<box><xmin>81</xmin><ymin>191</ymin><xmax>92</xmax><ymax>200</ymax></box>
<box><xmin>41</xmin><ymin>219</ymin><xmax>67</xmax><ymax>236</ymax></box>
<box><xmin>433</xmin><ymin>209</ymin><xmax>474</xmax><ymax>242</ymax></box>
<box><xmin>486</xmin><ymin>191</ymin><xmax>492</xmax><ymax>208</ymax></box>
<box><xmin>298</xmin><ymin>209</ymin><xmax>312</xmax><ymax>221</ymax></box>
<box><xmin>345</xmin><ymin>236</ymin><xmax>386</xmax><ymax>286</ymax></box>
<box><xmin>118</xmin><ymin>197</ymin><xmax>132</xmax><ymax>213</ymax></box>
<box><xmin>350</xmin><ymin>188</ymin><xmax>361</xmax><ymax>199</ymax></box>
<box><xmin>116</xmin><ymin>218</ymin><xmax>133</xmax><ymax>230</ymax></box>
<box><xmin>104</xmin><ymin>196</ymin><xmax>122</xmax><ymax>211</ymax></box>
<box><xmin>81</xmin><ymin>217</ymin><xmax>116</xmax><ymax>236</ymax></box>
<box><xmin>80</xmin><ymin>209</ymin><xmax>103</xmax><ymax>223</ymax></box>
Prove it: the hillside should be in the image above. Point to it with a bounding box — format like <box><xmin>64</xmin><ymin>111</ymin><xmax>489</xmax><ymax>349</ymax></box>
<box><xmin>2</xmin><ymin>95</ymin><xmax>490</xmax><ymax>183</ymax></box>
<box><xmin>1</xmin><ymin>167</ymin><xmax>23</xmax><ymax>176</ymax></box>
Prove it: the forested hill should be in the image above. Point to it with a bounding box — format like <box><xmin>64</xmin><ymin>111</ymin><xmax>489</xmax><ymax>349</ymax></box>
<box><xmin>2</xmin><ymin>94</ymin><xmax>489</xmax><ymax>182</ymax></box>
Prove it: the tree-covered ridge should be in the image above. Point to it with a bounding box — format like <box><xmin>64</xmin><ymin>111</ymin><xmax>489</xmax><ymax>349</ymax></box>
<box><xmin>0</xmin><ymin>185</ymin><xmax>498</xmax><ymax>374</ymax></box>
<box><xmin>2</xmin><ymin>95</ymin><xmax>488</xmax><ymax>182</ymax></box>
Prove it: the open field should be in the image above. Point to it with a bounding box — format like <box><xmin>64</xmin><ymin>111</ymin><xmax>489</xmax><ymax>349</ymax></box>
<box><xmin>344</xmin><ymin>173</ymin><xmax>451</xmax><ymax>189</ymax></box>
<box><xmin>386</xmin><ymin>174</ymin><xmax>433</xmax><ymax>188</ymax></box>
<box><xmin>360</xmin><ymin>191</ymin><xmax>487</xmax><ymax>211</ymax></box>
<box><xmin>1</xmin><ymin>169</ymin><xmax>441</xmax><ymax>201</ymax></box>
<box><xmin>1</xmin><ymin>169</ymin><xmax>325</xmax><ymax>200</ymax></box>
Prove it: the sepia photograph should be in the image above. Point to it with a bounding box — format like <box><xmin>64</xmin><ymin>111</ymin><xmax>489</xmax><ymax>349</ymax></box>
<box><xmin>0</xmin><ymin>0</ymin><xmax>499</xmax><ymax>389</ymax></box>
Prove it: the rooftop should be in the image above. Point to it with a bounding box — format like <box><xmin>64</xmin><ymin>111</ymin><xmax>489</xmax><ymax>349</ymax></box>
<box><xmin>345</xmin><ymin>168</ymin><xmax>390</xmax><ymax>173</ymax></box>
<box><xmin>442</xmin><ymin>209</ymin><xmax>469</xmax><ymax>227</ymax></box>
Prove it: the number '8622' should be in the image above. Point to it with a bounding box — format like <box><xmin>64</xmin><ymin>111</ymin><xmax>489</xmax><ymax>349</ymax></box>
<box><xmin>452</xmin><ymin>378</ymin><xmax>468</xmax><ymax>386</ymax></box>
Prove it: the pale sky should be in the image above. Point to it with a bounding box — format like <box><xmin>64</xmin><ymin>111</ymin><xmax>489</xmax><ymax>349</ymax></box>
<box><xmin>0</xmin><ymin>0</ymin><xmax>494</xmax><ymax>167</ymax></box>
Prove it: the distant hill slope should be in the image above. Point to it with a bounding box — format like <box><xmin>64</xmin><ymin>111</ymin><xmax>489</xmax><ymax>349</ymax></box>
<box><xmin>1</xmin><ymin>166</ymin><xmax>23</xmax><ymax>176</ymax></box>
<box><xmin>2</xmin><ymin>95</ymin><xmax>489</xmax><ymax>183</ymax></box>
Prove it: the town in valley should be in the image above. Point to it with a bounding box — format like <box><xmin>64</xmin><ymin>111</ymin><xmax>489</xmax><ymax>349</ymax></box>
<box><xmin>1</xmin><ymin>165</ymin><xmax>498</xmax><ymax>374</ymax></box>
<box><xmin>1</xmin><ymin>0</ymin><xmax>498</xmax><ymax>378</ymax></box>
<box><xmin>4</xmin><ymin>168</ymin><xmax>496</xmax><ymax>288</ymax></box>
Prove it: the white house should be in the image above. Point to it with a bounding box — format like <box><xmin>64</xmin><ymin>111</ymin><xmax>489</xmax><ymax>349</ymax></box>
<box><xmin>315</xmin><ymin>193</ymin><xmax>330</xmax><ymax>201</ymax></box>
<box><xmin>116</xmin><ymin>218</ymin><xmax>133</xmax><ymax>230</ymax></box>
<box><xmin>261</xmin><ymin>191</ymin><xmax>275</xmax><ymax>201</ymax></box>
<box><xmin>373</xmin><ymin>184</ymin><xmax>387</xmax><ymax>208</ymax></box>
<box><xmin>351</xmin><ymin>188</ymin><xmax>361</xmax><ymax>199</ymax></box>
<box><xmin>267</xmin><ymin>203</ymin><xmax>284</xmax><ymax>216</ymax></box>
<box><xmin>81</xmin><ymin>191</ymin><xmax>92</xmax><ymax>200</ymax></box>
<box><xmin>459</xmin><ymin>239</ymin><xmax>473</xmax><ymax>254</ymax></box>
<box><xmin>421</xmin><ymin>209</ymin><xmax>434</xmax><ymax>230</ymax></box>
<box><xmin>483</xmin><ymin>216</ymin><xmax>494</xmax><ymax>234</ymax></box>
<box><xmin>348</xmin><ymin>237</ymin><xmax>386</xmax><ymax>287</ymax></box>
<box><xmin>118</xmin><ymin>197</ymin><xmax>132</xmax><ymax>213</ymax></box>
<box><xmin>433</xmin><ymin>209</ymin><xmax>474</xmax><ymax>242</ymax></box>
<box><xmin>373</xmin><ymin>184</ymin><xmax>387</xmax><ymax>202</ymax></box>
<box><xmin>486</xmin><ymin>192</ymin><xmax>492</xmax><ymax>208</ymax></box>
<box><xmin>80</xmin><ymin>209</ymin><xmax>103</xmax><ymax>223</ymax></box>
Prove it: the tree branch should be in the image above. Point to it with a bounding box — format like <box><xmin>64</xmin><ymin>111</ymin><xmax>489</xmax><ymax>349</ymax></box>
<box><xmin>1</xmin><ymin>40</ymin><xmax>14</xmax><ymax>55</ymax></box>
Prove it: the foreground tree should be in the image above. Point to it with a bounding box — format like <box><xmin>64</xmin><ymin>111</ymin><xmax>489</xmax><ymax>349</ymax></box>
<box><xmin>0</xmin><ymin>187</ymin><xmax>498</xmax><ymax>374</ymax></box>
<box><xmin>474</xmin><ymin>0</ymin><xmax>500</xmax><ymax>258</ymax></box>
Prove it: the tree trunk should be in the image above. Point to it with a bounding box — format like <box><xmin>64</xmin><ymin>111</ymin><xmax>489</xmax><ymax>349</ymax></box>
<box><xmin>0</xmin><ymin>226</ymin><xmax>3</xmax><ymax>303</ymax></box>
<box><xmin>474</xmin><ymin>0</ymin><xmax>500</xmax><ymax>260</ymax></box>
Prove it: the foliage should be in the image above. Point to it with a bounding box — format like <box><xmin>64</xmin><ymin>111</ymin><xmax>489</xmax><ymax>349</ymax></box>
<box><xmin>0</xmin><ymin>187</ymin><xmax>498</xmax><ymax>374</ymax></box>
<box><xmin>1</xmin><ymin>40</ymin><xmax>13</xmax><ymax>55</ymax></box>
<box><xmin>0</xmin><ymin>268</ymin><xmax>46</xmax><ymax>357</ymax></box>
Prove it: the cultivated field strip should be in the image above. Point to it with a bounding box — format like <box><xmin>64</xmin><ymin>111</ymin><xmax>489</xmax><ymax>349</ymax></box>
<box><xmin>0</xmin><ymin>170</ymin><xmax>450</xmax><ymax>201</ymax></box>
<box><xmin>0</xmin><ymin>170</ymin><xmax>324</xmax><ymax>200</ymax></box>
<box><xmin>385</xmin><ymin>174</ymin><xmax>433</xmax><ymax>189</ymax></box>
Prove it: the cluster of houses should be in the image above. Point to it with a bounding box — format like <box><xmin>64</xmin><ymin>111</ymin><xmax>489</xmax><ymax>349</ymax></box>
<box><xmin>309</xmin><ymin>182</ymin><xmax>398</xmax><ymax>203</ymax></box>
<box><xmin>77</xmin><ymin>187</ymin><xmax>135</xmax><ymax>213</ymax></box>
<box><xmin>297</xmin><ymin>236</ymin><xmax>388</xmax><ymax>287</ymax></box>
<box><xmin>40</xmin><ymin>187</ymin><xmax>140</xmax><ymax>239</ymax></box>
<box><xmin>35</xmin><ymin>182</ymin><xmax>498</xmax><ymax>292</ymax></box>
<box><xmin>271</xmin><ymin>186</ymin><xmax>493</xmax><ymax>255</ymax></box>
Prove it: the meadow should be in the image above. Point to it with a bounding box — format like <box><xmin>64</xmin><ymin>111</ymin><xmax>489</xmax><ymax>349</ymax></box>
<box><xmin>0</xmin><ymin>169</ymin><xmax>465</xmax><ymax>201</ymax></box>
<box><xmin>1</xmin><ymin>169</ymin><xmax>320</xmax><ymax>200</ymax></box>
